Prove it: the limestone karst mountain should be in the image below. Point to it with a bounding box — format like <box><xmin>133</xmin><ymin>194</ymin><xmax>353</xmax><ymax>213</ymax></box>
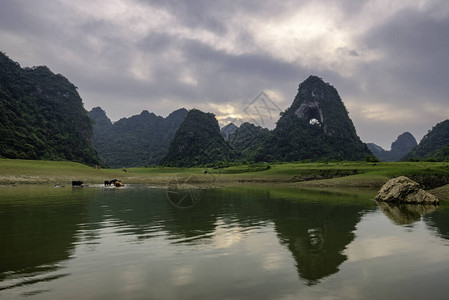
<box><xmin>403</xmin><ymin>119</ymin><xmax>449</xmax><ymax>161</ymax></box>
<box><xmin>162</xmin><ymin>109</ymin><xmax>237</xmax><ymax>167</ymax></box>
<box><xmin>220</xmin><ymin>123</ymin><xmax>238</xmax><ymax>141</ymax></box>
<box><xmin>257</xmin><ymin>76</ymin><xmax>370</xmax><ymax>161</ymax></box>
<box><xmin>228</xmin><ymin>122</ymin><xmax>270</xmax><ymax>161</ymax></box>
<box><xmin>0</xmin><ymin>52</ymin><xmax>101</xmax><ymax>165</ymax></box>
<box><xmin>366</xmin><ymin>143</ymin><xmax>384</xmax><ymax>158</ymax></box>
<box><xmin>88</xmin><ymin>107</ymin><xmax>188</xmax><ymax>167</ymax></box>
<box><xmin>367</xmin><ymin>132</ymin><xmax>417</xmax><ymax>162</ymax></box>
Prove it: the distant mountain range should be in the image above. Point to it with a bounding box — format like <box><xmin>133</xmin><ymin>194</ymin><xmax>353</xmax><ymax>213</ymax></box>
<box><xmin>88</xmin><ymin>107</ymin><xmax>187</xmax><ymax>168</ymax></box>
<box><xmin>2</xmin><ymin>51</ymin><xmax>448</xmax><ymax>167</ymax></box>
<box><xmin>403</xmin><ymin>120</ymin><xmax>449</xmax><ymax>161</ymax></box>
<box><xmin>367</xmin><ymin>132</ymin><xmax>417</xmax><ymax>162</ymax></box>
<box><xmin>161</xmin><ymin>76</ymin><xmax>370</xmax><ymax>166</ymax></box>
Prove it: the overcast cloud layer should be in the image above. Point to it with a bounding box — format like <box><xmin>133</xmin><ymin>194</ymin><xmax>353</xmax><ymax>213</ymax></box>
<box><xmin>1</xmin><ymin>0</ymin><xmax>448</xmax><ymax>149</ymax></box>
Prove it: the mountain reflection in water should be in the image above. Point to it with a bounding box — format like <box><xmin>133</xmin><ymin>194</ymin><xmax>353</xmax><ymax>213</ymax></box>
<box><xmin>1</xmin><ymin>185</ymin><xmax>449</xmax><ymax>299</ymax></box>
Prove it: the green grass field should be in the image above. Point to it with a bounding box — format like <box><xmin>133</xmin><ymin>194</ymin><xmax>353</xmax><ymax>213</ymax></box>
<box><xmin>1</xmin><ymin>159</ymin><xmax>448</xmax><ymax>200</ymax></box>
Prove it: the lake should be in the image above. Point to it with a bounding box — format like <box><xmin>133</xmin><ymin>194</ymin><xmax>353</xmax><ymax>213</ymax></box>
<box><xmin>1</xmin><ymin>183</ymin><xmax>449</xmax><ymax>299</ymax></box>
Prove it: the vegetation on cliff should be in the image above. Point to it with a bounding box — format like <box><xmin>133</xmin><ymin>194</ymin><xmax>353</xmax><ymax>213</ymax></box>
<box><xmin>162</xmin><ymin>109</ymin><xmax>237</xmax><ymax>167</ymax></box>
<box><xmin>257</xmin><ymin>76</ymin><xmax>370</xmax><ymax>162</ymax></box>
<box><xmin>0</xmin><ymin>52</ymin><xmax>100</xmax><ymax>165</ymax></box>
<box><xmin>228</xmin><ymin>122</ymin><xmax>269</xmax><ymax>161</ymax></box>
<box><xmin>220</xmin><ymin>123</ymin><xmax>238</xmax><ymax>140</ymax></box>
<box><xmin>403</xmin><ymin>120</ymin><xmax>449</xmax><ymax>161</ymax></box>
<box><xmin>89</xmin><ymin>107</ymin><xmax>187</xmax><ymax>168</ymax></box>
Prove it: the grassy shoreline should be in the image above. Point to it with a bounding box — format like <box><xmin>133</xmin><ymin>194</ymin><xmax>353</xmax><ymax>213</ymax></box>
<box><xmin>1</xmin><ymin>158</ymin><xmax>448</xmax><ymax>200</ymax></box>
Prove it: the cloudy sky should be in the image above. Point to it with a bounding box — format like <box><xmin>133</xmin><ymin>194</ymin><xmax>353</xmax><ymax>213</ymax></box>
<box><xmin>1</xmin><ymin>0</ymin><xmax>448</xmax><ymax>149</ymax></box>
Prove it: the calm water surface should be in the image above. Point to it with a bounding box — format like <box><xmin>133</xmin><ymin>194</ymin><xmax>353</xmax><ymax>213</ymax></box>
<box><xmin>1</xmin><ymin>184</ymin><xmax>449</xmax><ymax>299</ymax></box>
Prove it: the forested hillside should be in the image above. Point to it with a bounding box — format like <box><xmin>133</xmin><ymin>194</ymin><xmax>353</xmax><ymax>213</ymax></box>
<box><xmin>0</xmin><ymin>52</ymin><xmax>100</xmax><ymax>165</ymax></box>
<box><xmin>162</xmin><ymin>109</ymin><xmax>237</xmax><ymax>167</ymax></box>
<box><xmin>403</xmin><ymin>120</ymin><xmax>449</xmax><ymax>161</ymax></box>
<box><xmin>221</xmin><ymin>123</ymin><xmax>238</xmax><ymax>140</ymax></box>
<box><xmin>89</xmin><ymin>107</ymin><xmax>187</xmax><ymax>167</ymax></box>
<box><xmin>228</xmin><ymin>122</ymin><xmax>269</xmax><ymax>161</ymax></box>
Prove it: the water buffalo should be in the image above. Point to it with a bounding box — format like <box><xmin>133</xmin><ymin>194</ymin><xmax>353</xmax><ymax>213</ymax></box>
<box><xmin>104</xmin><ymin>178</ymin><xmax>119</xmax><ymax>186</ymax></box>
<box><xmin>72</xmin><ymin>180</ymin><xmax>83</xmax><ymax>187</ymax></box>
<box><xmin>114</xmin><ymin>180</ymin><xmax>124</xmax><ymax>187</ymax></box>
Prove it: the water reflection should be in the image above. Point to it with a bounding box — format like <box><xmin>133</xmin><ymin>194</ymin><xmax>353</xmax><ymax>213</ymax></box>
<box><xmin>377</xmin><ymin>202</ymin><xmax>438</xmax><ymax>225</ymax></box>
<box><xmin>424</xmin><ymin>203</ymin><xmax>449</xmax><ymax>240</ymax></box>
<box><xmin>2</xmin><ymin>184</ymin><xmax>449</xmax><ymax>299</ymax></box>
<box><xmin>86</xmin><ymin>187</ymin><xmax>377</xmax><ymax>286</ymax></box>
<box><xmin>253</xmin><ymin>188</ymin><xmax>376</xmax><ymax>285</ymax></box>
<box><xmin>81</xmin><ymin>186</ymin><xmax>378</xmax><ymax>285</ymax></box>
<box><xmin>0</xmin><ymin>186</ymin><xmax>91</xmax><ymax>293</ymax></box>
<box><xmin>164</xmin><ymin>186</ymin><xmax>378</xmax><ymax>285</ymax></box>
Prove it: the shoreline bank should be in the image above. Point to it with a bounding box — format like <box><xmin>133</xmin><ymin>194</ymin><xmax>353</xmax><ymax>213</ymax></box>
<box><xmin>1</xmin><ymin>159</ymin><xmax>448</xmax><ymax>201</ymax></box>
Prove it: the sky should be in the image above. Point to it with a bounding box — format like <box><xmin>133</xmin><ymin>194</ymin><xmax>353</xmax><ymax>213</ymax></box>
<box><xmin>1</xmin><ymin>0</ymin><xmax>448</xmax><ymax>149</ymax></box>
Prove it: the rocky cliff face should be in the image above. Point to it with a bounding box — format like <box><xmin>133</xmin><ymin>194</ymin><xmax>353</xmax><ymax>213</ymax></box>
<box><xmin>257</xmin><ymin>76</ymin><xmax>370</xmax><ymax>161</ymax></box>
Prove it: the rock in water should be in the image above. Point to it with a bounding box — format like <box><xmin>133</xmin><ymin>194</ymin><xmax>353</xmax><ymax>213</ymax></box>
<box><xmin>375</xmin><ymin>176</ymin><xmax>439</xmax><ymax>204</ymax></box>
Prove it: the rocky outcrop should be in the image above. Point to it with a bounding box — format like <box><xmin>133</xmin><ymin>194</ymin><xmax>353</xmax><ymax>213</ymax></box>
<box><xmin>294</xmin><ymin>101</ymin><xmax>323</xmax><ymax>126</ymax></box>
<box><xmin>375</xmin><ymin>176</ymin><xmax>439</xmax><ymax>204</ymax></box>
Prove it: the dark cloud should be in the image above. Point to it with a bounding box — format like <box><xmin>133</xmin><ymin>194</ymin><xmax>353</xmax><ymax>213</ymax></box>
<box><xmin>363</xmin><ymin>8</ymin><xmax>449</xmax><ymax>101</ymax></box>
<box><xmin>342</xmin><ymin>6</ymin><xmax>449</xmax><ymax>146</ymax></box>
<box><xmin>141</xmin><ymin>0</ymin><xmax>229</xmax><ymax>35</ymax></box>
<box><xmin>0</xmin><ymin>0</ymin><xmax>448</xmax><ymax>148</ymax></box>
<box><xmin>138</xmin><ymin>32</ymin><xmax>178</xmax><ymax>53</ymax></box>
